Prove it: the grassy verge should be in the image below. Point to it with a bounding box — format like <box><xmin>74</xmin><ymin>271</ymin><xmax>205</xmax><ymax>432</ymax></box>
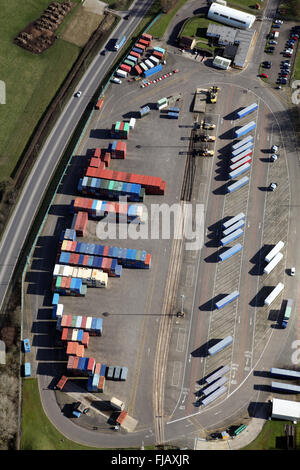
<box><xmin>0</xmin><ymin>0</ymin><xmax>81</xmax><ymax>182</ymax></box>
<box><xmin>227</xmin><ymin>0</ymin><xmax>263</xmax><ymax>14</ymax></box>
<box><xmin>21</xmin><ymin>379</ymin><xmax>99</xmax><ymax>450</ymax></box>
<box><xmin>243</xmin><ymin>419</ymin><xmax>300</xmax><ymax>450</ymax></box>
<box><xmin>147</xmin><ymin>0</ymin><xmax>189</xmax><ymax>38</ymax></box>
<box><xmin>279</xmin><ymin>0</ymin><xmax>300</xmax><ymax>21</ymax></box>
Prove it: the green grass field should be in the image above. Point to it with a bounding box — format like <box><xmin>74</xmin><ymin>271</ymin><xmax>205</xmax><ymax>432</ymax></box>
<box><xmin>0</xmin><ymin>0</ymin><xmax>81</xmax><ymax>181</ymax></box>
<box><xmin>147</xmin><ymin>0</ymin><xmax>189</xmax><ymax>38</ymax></box>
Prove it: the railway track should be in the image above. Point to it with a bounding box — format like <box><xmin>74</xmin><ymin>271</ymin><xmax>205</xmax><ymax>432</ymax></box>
<box><xmin>153</xmin><ymin>202</ymin><xmax>185</xmax><ymax>446</ymax></box>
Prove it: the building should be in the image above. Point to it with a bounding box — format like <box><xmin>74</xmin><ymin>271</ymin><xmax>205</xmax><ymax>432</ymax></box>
<box><xmin>178</xmin><ymin>36</ymin><xmax>196</xmax><ymax>50</ymax></box>
<box><xmin>206</xmin><ymin>23</ymin><xmax>255</xmax><ymax>69</ymax></box>
<box><xmin>207</xmin><ymin>3</ymin><xmax>256</xmax><ymax>29</ymax></box>
<box><xmin>213</xmin><ymin>56</ymin><xmax>231</xmax><ymax>69</ymax></box>
<box><xmin>271</xmin><ymin>398</ymin><xmax>300</xmax><ymax>422</ymax></box>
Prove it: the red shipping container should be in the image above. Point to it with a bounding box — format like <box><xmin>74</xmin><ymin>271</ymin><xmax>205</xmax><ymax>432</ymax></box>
<box><xmin>82</xmin><ymin>331</ymin><xmax>89</xmax><ymax>347</ymax></box>
<box><xmin>61</xmin><ymin>328</ymin><xmax>68</xmax><ymax>341</ymax></box>
<box><xmin>135</xmin><ymin>43</ymin><xmax>145</xmax><ymax>50</ymax></box>
<box><xmin>97</xmin><ymin>376</ymin><xmax>105</xmax><ymax>392</ymax></box>
<box><xmin>87</xmin><ymin>357</ymin><xmax>95</xmax><ymax>373</ymax></box>
<box><xmin>94</xmin><ymin>363</ymin><xmax>101</xmax><ymax>375</ymax></box>
<box><xmin>72</xmin><ymin>356</ymin><xmax>79</xmax><ymax>371</ymax></box>
<box><xmin>67</xmin><ymin>355</ymin><xmax>74</xmax><ymax>369</ymax></box>
<box><xmin>74</xmin><ymin>211</ymin><xmax>88</xmax><ymax>236</ymax></box>
<box><xmin>120</xmin><ymin>64</ymin><xmax>131</xmax><ymax>72</ymax></box>
<box><xmin>56</xmin><ymin>375</ymin><xmax>68</xmax><ymax>390</ymax></box>
<box><xmin>153</xmin><ymin>50</ymin><xmax>163</xmax><ymax>59</ymax></box>
<box><xmin>81</xmin><ymin>317</ymin><xmax>87</xmax><ymax>330</ymax></box>
<box><xmin>94</xmin><ymin>148</ymin><xmax>101</xmax><ymax>158</ymax></box>
<box><xmin>116</xmin><ymin>410</ymin><xmax>128</xmax><ymax>425</ymax></box>
<box><xmin>139</xmin><ymin>39</ymin><xmax>149</xmax><ymax>46</ymax></box>
<box><xmin>119</xmin><ymin>122</ymin><xmax>125</xmax><ymax>131</ymax></box>
<box><xmin>90</xmin><ymin>157</ymin><xmax>101</xmax><ymax>168</ymax></box>
<box><xmin>130</xmin><ymin>50</ymin><xmax>140</xmax><ymax>59</ymax></box>
<box><xmin>104</xmin><ymin>152</ymin><xmax>111</xmax><ymax>167</ymax></box>
<box><xmin>83</xmin><ymin>255</ymin><xmax>89</xmax><ymax>266</ymax></box>
<box><xmin>134</xmin><ymin>65</ymin><xmax>143</xmax><ymax>75</ymax></box>
<box><xmin>76</xmin><ymin>344</ymin><xmax>85</xmax><ymax>357</ymax></box>
<box><xmin>67</xmin><ymin>341</ymin><xmax>78</xmax><ymax>355</ymax></box>
<box><xmin>95</xmin><ymin>98</ymin><xmax>104</xmax><ymax>110</ymax></box>
<box><xmin>142</xmin><ymin>33</ymin><xmax>152</xmax><ymax>41</ymax></box>
<box><xmin>66</xmin><ymin>315</ymin><xmax>72</xmax><ymax>327</ymax></box>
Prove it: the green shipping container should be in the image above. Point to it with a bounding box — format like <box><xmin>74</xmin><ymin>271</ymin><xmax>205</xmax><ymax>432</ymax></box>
<box><xmin>71</xmin><ymin>316</ymin><xmax>77</xmax><ymax>328</ymax></box>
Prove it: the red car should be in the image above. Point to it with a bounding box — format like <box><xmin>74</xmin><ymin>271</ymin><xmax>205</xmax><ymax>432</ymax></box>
<box><xmin>260</xmin><ymin>73</ymin><xmax>269</xmax><ymax>78</ymax></box>
<box><xmin>173</xmin><ymin>69</ymin><xmax>179</xmax><ymax>73</ymax></box>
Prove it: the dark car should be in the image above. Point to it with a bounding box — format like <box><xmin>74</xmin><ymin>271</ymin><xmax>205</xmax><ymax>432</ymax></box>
<box><xmin>268</xmin><ymin>46</ymin><xmax>275</xmax><ymax>50</ymax></box>
<box><xmin>101</xmin><ymin>49</ymin><xmax>107</xmax><ymax>56</ymax></box>
<box><xmin>263</xmin><ymin>61</ymin><xmax>272</xmax><ymax>68</ymax></box>
<box><xmin>124</xmin><ymin>14</ymin><xmax>130</xmax><ymax>20</ymax></box>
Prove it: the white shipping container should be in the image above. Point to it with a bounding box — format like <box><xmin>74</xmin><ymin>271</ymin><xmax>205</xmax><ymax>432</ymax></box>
<box><xmin>129</xmin><ymin>117</ymin><xmax>136</xmax><ymax>129</ymax></box>
<box><xmin>116</xmin><ymin>69</ymin><xmax>127</xmax><ymax>78</ymax></box>
<box><xmin>149</xmin><ymin>55</ymin><xmax>159</xmax><ymax>65</ymax></box>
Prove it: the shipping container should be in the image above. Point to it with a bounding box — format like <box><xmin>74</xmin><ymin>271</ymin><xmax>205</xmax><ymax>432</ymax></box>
<box><xmin>143</xmin><ymin>64</ymin><xmax>163</xmax><ymax>78</ymax></box>
<box><xmin>227</xmin><ymin>176</ymin><xmax>249</xmax><ymax>193</ymax></box>
<box><xmin>24</xmin><ymin>362</ymin><xmax>31</xmax><ymax>377</ymax></box>
<box><xmin>236</xmin><ymin>103</ymin><xmax>258</xmax><ymax>119</ymax></box>
<box><xmin>281</xmin><ymin>298</ymin><xmax>293</xmax><ymax>329</ymax></box>
<box><xmin>265</xmin><ymin>241</ymin><xmax>284</xmax><ymax>263</ymax></box>
<box><xmin>218</xmin><ymin>243</ymin><xmax>242</xmax><ymax>261</ymax></box>
<box><xmin>264</xmin><ymin>282</ymin><xmax>284</xmax><ymax>306</ymax></box>
<box><xmin>139</xmin><ymin>105</ymin><xmax>150</xmax><ymax>118</ymax></box>
<box><xmin>205</xmin><ymin>365</ymin><xmax>230</xmax><ymax>384</ymax></box>
<box><xmin>116</xmin><ymin>410</ymin><xmax>128</xmax><ymax>425</ymax></box>
<box><xmin>231</xmin><ymin>142</ymin><xmax>253</xmax><ymax>158</ymax></box>
<box><xmin>202</xmin><ymin>375</ymin><xmax>228</xmax><ymax>396</ymax></box>
<box><xmin>271</xmin><ymin>382</ymin><xmax>300</xmax><ymax>393</ymax></box>
<box><xmin>120</xmin><ymin>367</ymin><xmax>128</xmax><ymax>381</ymax></box>
<box><xmin>114</xmin><ymin>35</ymin><xmax>126</xmax><ymax>50</ymax></box>
<box><xmin>134</xmin><ymin>64</ymin><xmax>143</xmax><ymax>75</ymax></box>
<box><xmin>270</xmin><ymin>366</ymin><xmax>300</xmax><ymax>379</ymax></box>
<box><xmin>263</xmin><ymin>252</ymin><xmax>283</xmax><ymax>275</ymax></box>
<box><xmin>208</xmin><ymin>335</ymin><xmax>233</xmax><ymax>355</ymax></box>
<box><xmin>223</xmin><ymin>220</ymin><xmax>245</xmax><ymax>236</ymax></box>
<box><xmin>222</xmin><ymin>212</ymin><xmax>245</xmax><ymax>230</ymax></box>
<box><xmin>149</xmin><ymin>55</ymin><xmax>160</xmax><ymax>65</ymax></box>
<box><xmin>234</xmin><ymin>121</ymin><xmax>256</xmax><ymax>138</ymax></box>
<box><xmin>145</xmin><ymin>59</ymin><xmax>154</xmax><ymax>69</ymax></box>
<box><xmin>215</xmin><ymin>292</ymin><xmax>239</xmax><ymax>310</ymax></box>
<box><xmin>107</xmin><ymin>366</ymin><xmax>115</xmax><ymax>380</ymax></box>
<box><xmin>116</xmin><ymin>69</ymin><xmax>127</xmax><ymax>78</ymax></box>
<box><xmin>95</xmin><ymin>98</ymin><xmax>104</xmax><ymax>110</ymax></box>
<box><xmin>201</xmin><ymin>386</ymin><xmax>227</xmax><ymax>406</ymax></box>
<box><xmin>232</xmin><ymin>135</ymin><xmax>253</xmax><ymax>151</ymax></box>
<box><xmin>114</xmin><ymin>366</ymin><xmax>121</xmax><ymax>380</ymax></box>
<box><xmin>229</xmin><ymin>155</ymin><xmax>252</xmax><ymax>171</ymax></box>
<box><xmin>220</xmin><ymin>228</ymin><xmax>243</xmax><ymax>246</ymax></box>
<box><xmin>228</xmin><ymin>162</ymin><xmax>251</xmax><ymax>179</ymax></box>
<box><xmin>56</xmin><ymin>375</ymin><xmax>68</xmax><ymax>390</ymax></box>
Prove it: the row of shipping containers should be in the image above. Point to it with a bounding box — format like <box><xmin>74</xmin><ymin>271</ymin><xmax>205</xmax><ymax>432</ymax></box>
<box><xmin>111</xmin><ymin>121</ymin><xmax>130</xmax><ymax>139</ymax></box>
<box><xmin>53</xmin><ymin>264</ymin><xmax>108</xmax><ymax>288</ymax></box>
<box><xmin>119</xmin><ymin>33</ymin><xmax>153</xmax><ymax>75</ymax></box>
<box><xmin>78</xmin><ymin>176</ymin><xmax>146</xmax><ymax>202</ymax></box>
<box><xmin>58</xmin><ymin>314</ymin><xmax>103</xmax><ymax>336</ymax></box>
<box><xmin>84</xmin><ymin>166</ymin><xmax>166</xmax><ymax>195</ymax></box>
<box><xmin>59</xmin><ymin>237</ymin><xmax>152</xmax><ymax>269</ymax></box>
<box><xmin>70</xmin><ymin>197</ymin><xmax>147</xmax><ymax>223</ymax></box>
<box><xmin>58</xmin><ymin>251</ymin><xmax>123</xmax><ymax>277</ymax></box>
<box><xmin>61</xmin><ymin>328</ymin><xmax>90</xmax><ymax>347</ymax></box>
<box><xmin>67</xmin><ymin>355</ymin><xmax>96</xmax><ymax>376</ymax></box>
<box><xmin>52</xmin><ymin>276</ymin><xmax>87</xmax><ymax>296</ymax></box>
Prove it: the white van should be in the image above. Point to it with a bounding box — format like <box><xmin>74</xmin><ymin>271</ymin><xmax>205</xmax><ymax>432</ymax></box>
<box><xmin>111</xmin><ymin>77</ymin><xmax>122</xmax><ymax>84</ymax></box>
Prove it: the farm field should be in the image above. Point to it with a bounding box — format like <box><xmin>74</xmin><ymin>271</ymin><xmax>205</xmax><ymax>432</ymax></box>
<box><xmin>0</xmin><ymin>0</ymin><xmax>81</xmax><ymax>182</ymax></box>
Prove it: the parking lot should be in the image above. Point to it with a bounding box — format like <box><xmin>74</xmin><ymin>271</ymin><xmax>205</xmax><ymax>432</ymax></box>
<box><xmin>262</xmin><ymin>19</ymin><xmax>300</xmax><ymax>86</ymax></box>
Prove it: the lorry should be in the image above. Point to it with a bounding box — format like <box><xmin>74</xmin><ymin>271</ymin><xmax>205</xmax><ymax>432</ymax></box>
<box><xmin>208</xmin><ymin>86</ymin><xmax>220</xmax><ymax>103</ymax></box>
<box><xmin>200</xmin><ymin>134</ymin><xmax>215</xmax><ymax>142</ymax></box>
<box><xmin>194</xmin><ymin>147</ymin><xmax>214</xmax><ymax>157</ymax></box>
<box><xmin>114</xmin><ymin>36</ymin><xmax>126</xmax><ymax>50</ymax></box>
<box><xmin>23</xmin><ymin>338</ymin><xmax>30</xmax><ymax>353</ymax></box>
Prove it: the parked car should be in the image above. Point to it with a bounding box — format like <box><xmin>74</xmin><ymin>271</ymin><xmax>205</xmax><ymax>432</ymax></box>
<box><xmin>269</xmin><ymin>182</ymin><xmax>277</xmax><ymax>191</ymax></box>
<box><xmin>271</xmin><ymin>154</ymin><xmax>278</xmax><ymax>162</ymax></box>
<box><xmin>290</xmin><ymin>267</ymin><xmax>296</xmax><ymax>276</ymax></box>
<box><xmin>269</xmin><ymin>40</ymin><xmax>278</xmax><ymax>45</ymax></box>
<box><xmin>263</xmin><ymin>61</ymin><xmax>272</xmax><ymax>68</ymax></box>
<box><xmin>260</xmin><ymin>73</ymin><xmax>269</xmax><ymax>78</ymax></box>
<box><xmin>273</xmin><ymin>24</ymin><xmax>280</xmax><ymax>28</ymax></box>
<box><xmin>111</xmin><ymin>77</ymin><xmax>122</xmax><ymax>84</ymax></box>
<box><xmin>274</xmin><ymin>19</ymin><xmax>283</xmax><ymax>24</ymax></box>
<box><xmin>271</xmin><ymin>145</ymin><xmax>279</xmax><ymax>152</ymax></box>
<box><xmin>268</xmin><ymin>46</ymin><xmax>275</xmax><ymax>50</ymax></box>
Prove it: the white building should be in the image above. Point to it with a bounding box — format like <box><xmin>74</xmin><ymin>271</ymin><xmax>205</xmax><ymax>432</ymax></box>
<box><xmin>213</xmin><ymin>56</ymin><xmax>231</xmax><ymax>70</ymax></box>
<box><xmin>207</xmin><ymin>3</ymin><xmax>256</xmax><ymax>29</ymax></box>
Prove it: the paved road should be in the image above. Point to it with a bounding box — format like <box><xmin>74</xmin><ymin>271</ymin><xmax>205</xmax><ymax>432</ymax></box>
<box><xmin>0</xmin><ymin>0</ymin><xmax>153</xmax><ymax>314</ymax></box>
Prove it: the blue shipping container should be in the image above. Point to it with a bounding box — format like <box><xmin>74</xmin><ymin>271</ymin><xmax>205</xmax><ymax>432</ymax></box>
<box><xmin>208</xmin><ymin>336</ymin><xmax>233</xmax><ymax>355</ymax></box>
<box><xmin>215</xmin><ymin>291</ymin><xmax>239</xmax><ymax>310</ymax></box>
<box><xmin>227</xmin><ymin>176</ymin><xmax>249</xmax><ymax>193</ymax></box>
<box><xmin>220</xmin><ymin>228</ymin><xmax>243</xmax><ymax>246</ymax></box>
<box><xmin>229</xmin><ymin>162</ymin><xmax>251</xmax><ymax>179</ymax></box>
<box><xmin>234</xmin><ymin>121</ymin><xmax>256</xmax><ymax>138</ymax></box>
<box><xmin>222</xmin><ymin>212</ymin><xmax>245</xmax><ymax>230</ymax></box>
<box><xmin>218</xmin><ymin>243</ymin><xmax>242</xmax><ymax>261</ymax></box>
<box><xmin>237</xmin><ymin>103</ymin><xmax>258</xmax><ymax>119</ymax></box>
<box><xmin>232</xmin><ymin>135</ymin><xmax>253</xmax><ymax>151</ymax></box>
<box><xmin>143</xmin><ymin>64</ymin><xmax>163</xmax><ymax>78</ymax></box>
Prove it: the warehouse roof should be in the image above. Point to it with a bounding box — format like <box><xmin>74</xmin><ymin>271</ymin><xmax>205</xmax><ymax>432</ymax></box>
<box><xmin>207</xmin><ymin>23</ymin><xmax>236</xmax><ymax>44</ymax></box>
<box><xmin>272</xmin><ymin>398</ymin><xmax>300</xmax><ymax>420</ymax></box>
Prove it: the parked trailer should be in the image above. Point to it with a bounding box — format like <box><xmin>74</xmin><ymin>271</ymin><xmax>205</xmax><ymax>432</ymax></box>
<box><xmin>202</xmin><ymin>375</ymin><xmax>228</xmax><ymax>396</ymax></box>
<box><xmin>270</xmin><ymin>366</ymin><xmax>300</xmax><ymax>379</ymax></box>
<box><xmin>127</xmin><ymin>55</ymin><xmax>137</xmax><ymax>63</ymax></box>
<box><xmin>222</xmin><ymin>212</ymin><xmax>245</xmax><ymax>230</ymax></box>
<box><xmin>236</xmin><ymin>103</ymin><xmax>258</xmax><ymax>119</ymax></box>
<box><xmin>227</xmin><ymin>176</ymin><xmax>249</xmax><ymax>193</ymax></box>
<box><xmin>219</xmin><ymin>243</ymin><xmax>242</xmax><ymax>262</ymax></box>
<box><xmin>139</xmin><ymin>105</ymin><xmax>150</xmax><ymax>118</ymax></box>
<box><xmin>145</xmin><ymin>59</ymin><xmax>154</xmax><ymax>69</ymax></box>
<box><xmin>149</xmin><ymin>55</ymin><xmax>159</xmax><ymax>65</ymax></box>
<box><xmin>229</xmin><ymin>162</ymin><xmax>251</xmax><ymax>179</ymax></box>
<box><xmin>230</xmin><ymin>148</ymin><xmax>252</xmax><ymax>165</ymax></box>
<box><xmin>215</xmin><ymin>291</ymin><xmax>239</xmax><ymax>310</ymax></box>
<box><xmin>263</xmin><ymin>252</ymin><xmax>283</xmax><ymax>275</ymax></box>
<box><xmin>205</xmin><ymin>365</ymin><xmax>230</xmax><ymax>384</ymax></box>
<box><xmin>230</xmin><ymin>155</ymin><xmax>252</xmax><ymax>170</ymax></box>
<box><xmin>232</xmin><ymin>135</ymin><xmax>253</xmax><ymax>151</ymax></box>
<box><xmin>231</xmin><ymin>142</ymin><xmax>253</xmax><ymax>157</ymax></box>
<box><xmin>143</xmin><ymin>64</ymin><xmax>163</xmax><ymax>78</ymax></box>
<box><xmin>264</xmin><ymin>282</ymin><xmax>284</xmax><ymax>306</ymax></box>
<box><xmin>220</xmin><ymin>228</ymin><xmax>243</xmax><ymax>246</ymax></box>
<box><xmin>208</xmin><ymin>336</ymin><xmax>233</xmax><ymax>355</ymax></box>
<box><xmin>201</xmin><ymin>385</ymin><xmax>227</xmax><ymax>406</ymax></box>
<box><xmin>234</xmin><ymin>121</ymin><xmax>256</xmax><ymax>138</ymax></box>
<box><xmin>265</xmin><ymin>241</ymin><xmax>284</xmax><ymax>263</ymax></box>
<box><xmin>193</xmin><ymin>88</ymin><xmax>208</xmax><ymax>113</ymax></box>
<box><xmin>223</xmin><ymin>220</ymin><xmax>245</xmax><ymax>236</ymax></box>
<box><xmin>281</xmin><ymin>298</ymin><xmax>293</xmax><ymax>329</ymax></box>
<box><xmin>271</xmin><ymin>382</ymin><xmax>300</xmax><ymax>393</ymax></box>
<box><xmin>140</xmin><ymin>62</ymin><xmax>148</xmax><ymax>72</ymax></box>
